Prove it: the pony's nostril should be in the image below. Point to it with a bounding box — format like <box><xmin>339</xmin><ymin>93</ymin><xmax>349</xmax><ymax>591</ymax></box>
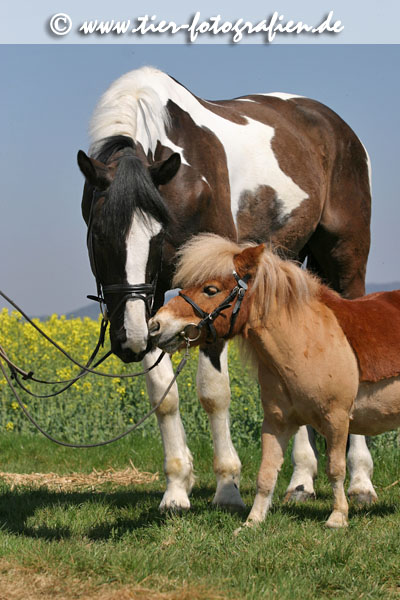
<box><xmin>148</xmin><ymin>319</ymin><xmax>160</xmax><ymax>336</ymax></box>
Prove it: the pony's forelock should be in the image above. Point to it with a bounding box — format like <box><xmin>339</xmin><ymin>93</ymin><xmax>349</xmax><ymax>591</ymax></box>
<box><xmin>172</xmin><ymin>234</ymin><xmax>243</xmax><ymax>288</ymax></box>
<box><xmin>173</xmin><ymin>234</ymin><xmax>321</xmax><ymax>322</ymax></box>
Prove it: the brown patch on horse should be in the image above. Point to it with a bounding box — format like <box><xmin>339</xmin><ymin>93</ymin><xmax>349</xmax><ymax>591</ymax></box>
<box><xmin>164</xmin><ymin>100</ymin><xmax>236</xmax><ymax>241</ymax></box>
<box><xmin>320</xmin><ymin>287</ymin><xmax>400</xmax><ymax>382</ymax></box>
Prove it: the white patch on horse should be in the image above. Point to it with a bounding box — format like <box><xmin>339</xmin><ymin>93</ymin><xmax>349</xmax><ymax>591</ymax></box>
<box><xmin>142</xmin><ymin>348</ymin><xmax>194</xmax><ymax>510</ymax></box>
<box><xmin>196</xmin><ymin>344</ymin><xmax>244</xmax><ymax>508</ymax></box>
<box><xmin>360</xmin><ymin>141</ymin><xmax>372</xmax><ymax>192</ymax></box>
<box><xmin>89</xmin><ymin>67</ymin><xmax>308</xmax><ymax>224</ymax></box>
<box><xmin>347</xmin><ymin>434</ymin><xmax>377</xmax><ymax>501</ymax></box>
<box><xmin>123</xmin><ymin>214</ymin><xmax>161</xmax><ymax>354</ymax></box>
<box><xmin>261</xmin><ymin>92</ymin><xmax>303</xmax><ymax>100</ymax></box>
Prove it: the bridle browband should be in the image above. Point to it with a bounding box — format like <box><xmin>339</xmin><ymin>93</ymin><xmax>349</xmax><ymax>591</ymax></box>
<box><xmin>179</xmin><ymin>271</ymin><xmax>250</xmax><ymax>343</ymax></box>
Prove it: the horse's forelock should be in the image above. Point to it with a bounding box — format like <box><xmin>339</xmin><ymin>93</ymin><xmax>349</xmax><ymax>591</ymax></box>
<box><xmin>94</xmin><ymin>139</ymin><xmax>170</xmax><ymax>241</ymax></box>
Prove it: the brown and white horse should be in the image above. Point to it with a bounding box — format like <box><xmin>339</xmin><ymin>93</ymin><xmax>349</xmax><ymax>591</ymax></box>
<box><xmin>149</xmin><ymin>234</ymin><xmax>400</xmax><ymax>528</ymax></box>
<box><xmin>77</xmin><ymin>66</ymin><xmax>374</xmax><ymax>511</ymax></box>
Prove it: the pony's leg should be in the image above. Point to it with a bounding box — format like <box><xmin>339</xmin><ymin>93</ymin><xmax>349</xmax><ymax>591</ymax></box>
<box><xmin>347</xmin><ymin>434</ymin><xmax>377</xmax><ymax>504</ymax></box>
<box><xmin>284</xmin><ymin>425</ymin><xmax>318</xmax><ymax>502</ymax></box>
<box><xmin>197</xmin><ymin>341</ymin><xmax>245</xmax><ymax>509</ymax></box>
<box><xmin>243</xmin><ymin>422</ymin><xmax>294</xmax><ymax>527</ymax></box>
<box><xmin>302</xmin><ymin>247</ymin><xmax>377</xmax><ymax>504</ymax></box>
<box><xmin>324</xmin><ymin>415</ymin><xmax>350</xmax><ymax>528</ymax></box>
<box><xmin>143</xmin><ymin>349</ymin><xmax>194</xmax><ymax>511</ymax></box>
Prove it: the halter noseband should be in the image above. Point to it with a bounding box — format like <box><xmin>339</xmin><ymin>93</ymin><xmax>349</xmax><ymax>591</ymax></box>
<box><xmin>179</xmin><ymin>271</ymin><xmax>250</xmax><ymax>344</ymax></box>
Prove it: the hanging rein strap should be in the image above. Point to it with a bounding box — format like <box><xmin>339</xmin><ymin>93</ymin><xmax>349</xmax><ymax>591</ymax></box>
<box><xmin>179</xmin><ymin>271</ymin><xmax>250</xmax><ymax>343</ymax></box>
<box><xmin>0</xmin><ymin>341</ymin><xmax>189</xmax><ymax>449</ymax></box>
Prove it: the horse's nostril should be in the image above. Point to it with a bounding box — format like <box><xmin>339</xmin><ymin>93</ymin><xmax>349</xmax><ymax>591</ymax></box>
<box><xmin>148</xmin><ymin>319</ymin><xmax>160</xmax><ymax>336</ymax></box>
<box><xmin>113</xmin><ymin>327</ymin><xmax>127</xmax><ymax>344</ymax></box>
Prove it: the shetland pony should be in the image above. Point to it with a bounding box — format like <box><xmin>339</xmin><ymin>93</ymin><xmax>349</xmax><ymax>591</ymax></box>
<box><xmin>149</xmin><ymin>234</ymin><xmax>400</xmax><ymax>527</ymax></box>
<box><xmin>78</xmin><ymin>66</ymin><xmax>373</xmax><ymax>511</ymax></box>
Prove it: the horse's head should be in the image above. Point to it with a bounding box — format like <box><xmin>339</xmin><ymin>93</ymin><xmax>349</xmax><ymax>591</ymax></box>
<box><xmin>148</xmin><ymin>235</ymin><xmax>265</xmax><ymax>353</ymax></box>
<box><xmin>78</xmin><ymin>137</ymin><xmax>180</xmax><ymax>362</ymax></box>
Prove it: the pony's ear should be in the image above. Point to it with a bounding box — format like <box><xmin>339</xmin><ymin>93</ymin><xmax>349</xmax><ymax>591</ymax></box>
<box><xmin>150</xmin><ymin>153</ymin><xmax>181</xmax><ymax>187</ymax></box>
<box><xmin>234</xmin><ymin>244</ymin><xmax>265</xmax><ymax>277</ymax></box>
<box><xmin>77</xmin><ymin>150</ymin><xmax>112</xmax><ymax>190</ymax></box>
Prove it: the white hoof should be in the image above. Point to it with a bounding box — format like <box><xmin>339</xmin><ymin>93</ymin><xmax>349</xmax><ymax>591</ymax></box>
<box><xmin>348</xmin><ymin>485</ymin><xmax>378</xmax><ymax>505</ymax></box>
<box><xmin>326</xmin><ymin>511</ymin><xmax>348</xmax><ymax>529</ymax></box>
<box><xmin>213</xmin><ymin>480</ymin><xmax>246</xmax><ymax>510</ymax></box>
<box><xmin>159</xmin><ymin>488</ymin><xmax>191</xmax><ymax>512</ymax></box>
<box><xmin>283</xmin><ymin>485</ymin><xmax>316</xmax><ymax>503</ymax></box>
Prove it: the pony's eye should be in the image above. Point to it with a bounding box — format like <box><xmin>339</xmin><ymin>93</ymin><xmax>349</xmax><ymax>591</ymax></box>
<box><xmin>203</xmin><ymin>285</ymin><xmax>219</xmax><ymax>296</ymax></box>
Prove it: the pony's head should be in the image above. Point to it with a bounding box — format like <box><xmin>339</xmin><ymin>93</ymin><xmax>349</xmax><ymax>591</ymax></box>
<box><xmin>78</xmin><ymin>136</ymin><xmax>180</xmax><ymax>362</ymax></box>
<box><xmin>148</xmin><ymin>234</ymin><xmax>265</xmax><ymax>353</ymax></box>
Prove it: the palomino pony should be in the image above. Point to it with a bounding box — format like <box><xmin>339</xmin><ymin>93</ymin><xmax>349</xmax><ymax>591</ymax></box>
<box><xmin>77</xmin><ymin>66</ymin><xmax>374</xmax><ymax>511</ymax></box>
<box><xmin>149</xmin><ymin>234</ymin><xmax>400</xmax><ymax>528</ymax></box>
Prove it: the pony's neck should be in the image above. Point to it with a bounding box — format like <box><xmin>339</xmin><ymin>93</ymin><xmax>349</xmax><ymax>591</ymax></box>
<box><xmin>245</xmin><ymin>298</ymin><xmax>317</xmax><ymax>374</ymax></box>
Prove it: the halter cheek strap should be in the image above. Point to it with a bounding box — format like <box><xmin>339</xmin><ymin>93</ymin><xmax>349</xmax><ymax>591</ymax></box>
<box><xmin>179</xmin><ymin>271</ymin><xmax>250</xmax><ymax>343</ymax></box>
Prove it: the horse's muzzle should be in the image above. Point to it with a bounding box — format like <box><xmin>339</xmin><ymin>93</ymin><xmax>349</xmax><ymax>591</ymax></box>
<box><xmin>111</xmin><ymin>327</ymin><xmax>151</xmax><ymax>363</ymax></box>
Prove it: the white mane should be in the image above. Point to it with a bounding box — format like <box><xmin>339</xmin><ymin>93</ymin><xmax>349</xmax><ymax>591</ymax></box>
<box><xmin>89</xmin><ymin>66</ymin><xmax>176</xmax><ymax>156</ymax></box>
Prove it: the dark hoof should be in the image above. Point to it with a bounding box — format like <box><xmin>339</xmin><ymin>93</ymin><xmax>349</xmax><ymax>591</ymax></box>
<box><xmin>283</xmin><ymin>486</ymin><xmax>316</xmax><ymax>503</ymax></box>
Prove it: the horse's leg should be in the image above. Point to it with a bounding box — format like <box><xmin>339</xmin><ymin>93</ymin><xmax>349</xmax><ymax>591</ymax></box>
<box><xmin>197</xmin><ymin>341</ymin><xmax>245</xmax><ymax>509</ymax></box>
<box><xmin>347</xmin><ymin>434</ymin><xmax>377</xmax><ymax>504</ymax></box>
<box><xmin>284</xmin><ymin>425</ymin><xmax>318</xmax><ymax>502</ymax></box>
<box><xmin>242</xmin><ymin>421</ymin><xmax>294</xmax><ymax>528</ymax></box>
<box><xmin>324</xmin><ymin>413</ymin><xmax>350</xmax><ymax>528</ymax></box>
<box><xmin>143</xmin><ymin>349</ymin><xmax>194</xmax><ymax>511</ymax></box>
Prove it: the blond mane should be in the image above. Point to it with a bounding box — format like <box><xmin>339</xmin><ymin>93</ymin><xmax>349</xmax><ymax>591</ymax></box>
<box><xmin>173</xmin><ymin>234</ymin><xmax>320</xmax><ymax>325</ymax></box>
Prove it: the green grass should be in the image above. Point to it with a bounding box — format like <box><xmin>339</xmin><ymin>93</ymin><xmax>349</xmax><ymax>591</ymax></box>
<box><xmin>0</xmin><ymin>433</ymin><xmax>399</xmax><ymax>599</ymax></box>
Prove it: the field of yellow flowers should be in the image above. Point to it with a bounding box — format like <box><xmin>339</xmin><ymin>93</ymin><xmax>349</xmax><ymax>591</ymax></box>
<box><xmin>0</xmin><ymin>309</ymin><xmax>263</xmax><ymax>444</ymax></box>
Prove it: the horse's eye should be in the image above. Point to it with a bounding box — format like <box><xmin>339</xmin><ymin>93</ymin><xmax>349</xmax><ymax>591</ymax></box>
<box><xmin>203</xmin><ymin>285</ymin><xmax>219</xmax><ymax>296</ymax></box>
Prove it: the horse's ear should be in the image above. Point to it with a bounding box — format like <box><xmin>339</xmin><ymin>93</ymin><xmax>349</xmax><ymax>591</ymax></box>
<box><xmin>150</xmin><ymin>153</ymin><xmax>181</xmax><ymax>187</ymax></box>
<box><xmin>77</xmin><ymin>150</ymin><xmax>112</xmax><ymax>190</ymax></box>
<box><xmin>234</xmin><ymin>244</ymin><xmax>265</xmax><ymax>277</ymax></box>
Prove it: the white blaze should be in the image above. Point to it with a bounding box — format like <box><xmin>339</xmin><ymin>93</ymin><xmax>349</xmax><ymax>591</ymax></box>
<box><xmin>123</xmin><ymin>214</ymin><xmax>162</xmax><ymax>354</ymax></box>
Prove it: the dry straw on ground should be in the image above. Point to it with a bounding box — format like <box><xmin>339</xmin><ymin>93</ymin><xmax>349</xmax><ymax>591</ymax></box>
<box><xmin>0</xmin><ymin>460</ymin><xmax>159</xmax><ymax>492</ymax></box>
<box><xmin>0</xmin><ymin>560</ymin><xmax>227</xmax><ymax>600</ymax></box>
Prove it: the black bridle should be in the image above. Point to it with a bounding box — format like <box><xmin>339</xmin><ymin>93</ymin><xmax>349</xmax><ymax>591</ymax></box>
<box><xmin>179</xmin><ymin>271</ymin><xmax>250</xmax><ymax>343</ymax></box>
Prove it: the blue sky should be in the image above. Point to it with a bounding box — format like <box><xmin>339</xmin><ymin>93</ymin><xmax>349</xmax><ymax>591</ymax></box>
<box><xmin>1</xmin><ymin>44</ymin><xmax>399</xmax><ymax>314</ymax></box>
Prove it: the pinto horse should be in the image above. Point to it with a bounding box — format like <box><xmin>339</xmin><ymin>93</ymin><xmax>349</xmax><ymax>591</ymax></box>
<box><xmin>149</xmin><ymin>234</ymin><xmax>400</xmax><ymax>528</ymax></box>
<box><xmin>77</xmin><ymin>66</ymin><xmax>374</xmax><ymax>511</ymax></box>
